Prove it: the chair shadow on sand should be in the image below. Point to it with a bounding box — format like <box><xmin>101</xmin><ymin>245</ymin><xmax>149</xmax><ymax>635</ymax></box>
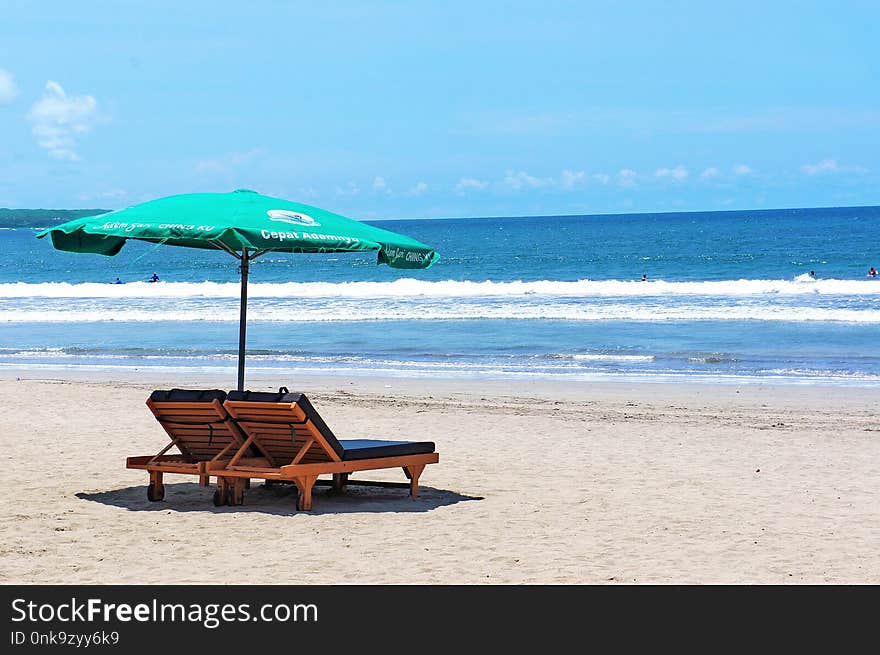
<box><xmin>77</xmin><ymin>481</ymin><xmax>483</xmax><ymax>516</ymax></box>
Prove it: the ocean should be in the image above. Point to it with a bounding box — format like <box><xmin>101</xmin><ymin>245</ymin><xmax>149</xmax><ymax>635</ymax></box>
<box><xmin>2</xmin><ymin>205</ymin><xmax>879</xmax><ymax>386</ymax></box>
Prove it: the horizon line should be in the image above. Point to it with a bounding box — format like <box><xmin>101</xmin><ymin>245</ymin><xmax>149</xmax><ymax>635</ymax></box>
<box><xmin>3</xmin><ymin>201</ymin><xmax>878</xmax><ymax>224</ymax></box>
<box><xmin>369</xmin><ymin>202</ymin><xmax>880</xmax><ymax>222</ymax></box>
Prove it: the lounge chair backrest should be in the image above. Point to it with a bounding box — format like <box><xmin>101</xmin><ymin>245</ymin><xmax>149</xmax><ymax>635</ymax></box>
<box><xmin>147</xmin><ymin>389</ymin><xmax>241</xmax><ymax>462</ymax></box>
<box><xmin>224</xmin><ymin>390</ymin><xmax>344</xmax><ymax>466</ymax></box>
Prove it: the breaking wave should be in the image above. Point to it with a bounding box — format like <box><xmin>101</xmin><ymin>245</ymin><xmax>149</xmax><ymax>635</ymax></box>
<box><xmin>2</xmin><ymin>277</ymin><xmax>880</xmax><ymax>299</ymax></box>
<box><xmin>2</xmin><ymin>304</ymin><xmax>879</xmax><ymax>323</ymax></box>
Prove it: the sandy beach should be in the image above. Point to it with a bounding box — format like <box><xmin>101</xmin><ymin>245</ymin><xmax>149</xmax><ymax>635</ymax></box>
<box><xmin>0</xmin><ymin>370</ymin><xmax>877</xmax><ymax>584</ymax></box>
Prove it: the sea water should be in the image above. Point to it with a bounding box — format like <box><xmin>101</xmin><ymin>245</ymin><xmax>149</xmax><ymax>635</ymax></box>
<box><xmin>2</xmin><ymin>205</ymin><xmax>879</xmax><ymax>386</ymax></box>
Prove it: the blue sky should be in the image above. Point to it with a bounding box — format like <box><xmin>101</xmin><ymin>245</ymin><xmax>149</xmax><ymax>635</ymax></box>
<box><xmin>1</xmin><ymin>0</ymin><xmax>877</xmax><ymax>218</ymax></box>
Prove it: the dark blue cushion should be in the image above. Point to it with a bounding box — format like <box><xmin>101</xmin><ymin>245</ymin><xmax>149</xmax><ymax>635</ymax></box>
<box><xmin>150</xmin><ymin>389</ymin><xmax>227</xmax><ymax>403</ymax></box>
<box><xmin>339</xmin><ymin>439</ymin><xmax>435</xmax><ymax>461</ymax></box>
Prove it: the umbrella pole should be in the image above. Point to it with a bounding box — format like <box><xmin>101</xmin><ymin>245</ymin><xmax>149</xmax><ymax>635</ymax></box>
<box><xmin>237</xmin><ymin>248</ymin><xmax>250</xmax><ymax>391</ymax></box>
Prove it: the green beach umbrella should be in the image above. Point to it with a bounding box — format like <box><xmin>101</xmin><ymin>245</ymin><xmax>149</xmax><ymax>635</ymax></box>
<box><xmin>37</xmin><ymin>189</ymin><xmax>439</xmax><ymax>390</ymax></box>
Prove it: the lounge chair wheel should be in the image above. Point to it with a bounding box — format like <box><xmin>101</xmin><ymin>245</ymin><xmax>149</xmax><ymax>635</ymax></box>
<box><xmin>147</xmin><ymin>482</ymin><xmax>164</xmax><ymax>502</ymax></box>
<box><xmin>212</xmin><ymin>489</ymin><xmax>226</xmax><ymax>506</ymax></box>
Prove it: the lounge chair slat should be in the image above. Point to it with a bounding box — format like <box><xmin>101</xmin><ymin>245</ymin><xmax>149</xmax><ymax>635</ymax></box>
<box><xmin>236</xmin><ymin>422</ymin><xmax>311</xmax><ymax>430</ymax></box>
<box><xmin>161</xmin><ymin>431</ymin><xmax>236</xmax><ymax>440</ymax></box>
<box><xmin>156</xmin><ymin>428</ymin><xmax>235</xmax><ymax>436</ymax></box>
<box><xmin>236</xmin><ymin>429</ymin><xmax>312</xmax><ymax>439</ymax></box>
<box><xmin>225</xmin><ymin>408</ymin><xmax>307</xmax><ymax>421</ymax></box>
<box><xmin>249</xmin><ymin>438</ymin><xmax>328</xmax><ymax>454</ymax></box>
<box><xmin>151</xmin><ymin>407</ymin><xmax>222</xmax><ymax>415</ymax></box>
<box><xmin>246</xmin><ymin>435</ymin><xmax>317</xmax><ymax>446</ymax></box>
<box><xmin>152</xmin><ymin>414</ymin><xmax>226</xmax><ymax>422</ymax></box>
<box><xmin>128</xmin><ymin>455</ymin><xmax>189</xmax><ymax>465</ymax></box>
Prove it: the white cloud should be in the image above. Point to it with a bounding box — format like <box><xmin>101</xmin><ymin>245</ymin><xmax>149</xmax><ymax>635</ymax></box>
<box><xmin>334</xmin><ymin>182</ymin><xmax>360</xmax><ymax>196</ymax></box>
<box><xmin>617</xmin><ymin>169</ymin><xmax>637</xmax><ymax>187</ymax></box>
<box><xmin>502</xmin><ymin>170</ymin><xmax>552</xmax><ymax>190</ymax></box>
<box><xmin>27</xmin><ymin>81</ymin><xmax>98</xmax><ymax>161</ymax></box>
<box><xmin>592</xmin><ymin>173</ymin><xmax>611</xmax><ymax>185</ymax></box>
<box><xmin>801</xmin><ymin>159</ymin><xmax>838</xmax><ymax>175</ymax></box>
<box><xmin>700</xmin><ymin>167</ymin><xmax>721</xmax><ymax>179</ymax></box>
<box><xmin>372</xmin><ymin>176</ymin><xmax>387</xmax><ymax>191</ymax></box>
<box><xmin>800</xmin><ymin>159</ymin><xmax>868</xmax><ymax>175</ymax></box>
<box><xmin>0</xmin><ymin>68</ymin><xmax>18</xmax><ymax>104</ymax></box>
<box><xmin>455</xmin><ymin>177</ymin><xmax>488</xmax><ymax>192</ymax></box>
<box><xmin>409</xmin><ymin>181</ymin><xmax>428</xmax><ymax>195</ymax></box>
<box><xmin>655</xmin><ymin>165</ymin><xmax>689</xmax><ymax>181</ymax></box>
<box><xmin>560</xmin><ymin>169</ymin><xmax>586</xmax><ymax>189</ymax></box>
<box><xmin>732</xmin><ymin>164</ymin><xmax>752</xmax><ymax>176</ymax></box>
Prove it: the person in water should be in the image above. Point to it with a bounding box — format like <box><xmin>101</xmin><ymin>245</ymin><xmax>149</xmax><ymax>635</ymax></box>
<box><xmin>870</xmin><ymin>267</ymin><xmax>878</xmax><ymax>278</ymax></box>
<box><xmin>114</xmin><ymin>277</ymin><xmax>123</xmax><ymax>284</ymax></box>
<box><xmin>809</xmin><ymin>270</ymin><xmax>816</xmax><ymax>278</ymax></box>
<box><xmin>149</xmin><ymin>272</ymin><xmax>159</xmax><ymax>283</ymax></box>
<box><xmin>641</xmin><ymin>273</ymin><xmax>647</xmax><ymax>281</ymax></box>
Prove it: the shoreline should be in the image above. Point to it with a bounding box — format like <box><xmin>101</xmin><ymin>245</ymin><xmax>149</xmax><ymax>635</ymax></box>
<box><xmin>3</xmin><ymin>364</ymin><xmax>880</xmax><ymax>395</ymax></box>
<box><xmin>2</xmin><ymin>371</ymin><xmax>878</xmax><ymax>583</ymax></box>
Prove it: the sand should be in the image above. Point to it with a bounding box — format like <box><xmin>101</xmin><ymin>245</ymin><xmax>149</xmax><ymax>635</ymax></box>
<box><xmin>0</xmin><ymin>369</ymin><xmax>878</xmax><ymax>584</ymax></box>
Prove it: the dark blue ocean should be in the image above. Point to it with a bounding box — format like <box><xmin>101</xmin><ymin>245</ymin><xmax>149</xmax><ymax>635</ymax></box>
<box><xmin>2</xmin><ymin>205</ymin><xmax>880</xmax><ymax>385</ymax></box>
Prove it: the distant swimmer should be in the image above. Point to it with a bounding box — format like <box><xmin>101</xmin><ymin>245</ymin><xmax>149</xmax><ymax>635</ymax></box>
<box><xmin>641</xmin><ymin>273</ymin><xmax>647</xmax><ymax>281</ymax></box>
<box><xmin>149</xmin><ymin>272</ymin><xmax>159</xmax><ymax>283</ymax></box>
<box><xmin>809</xmin><ymin>270</ymin><xmax>816</xmax><ymax>278</ymax></box>
<box><xmin>870</xmin><ymin>267</ymin><xmax>878</xmax><ymax>278</ymax></box>
<box><xmin>114</xmin><ymin>277</ymin><xmax>123</xmax><ymax>284</ymax></box>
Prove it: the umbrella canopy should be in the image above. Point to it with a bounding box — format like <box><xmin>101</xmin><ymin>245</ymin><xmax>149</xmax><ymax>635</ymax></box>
<box><xmin>37</xmin><ymin>189</ymin><xmax>439</xmax><ymax>389</ymax></box>
<box><xmin>37</xmin><ymin>188</ymin><xmax>438</xmax><ymax>267</ymax></box>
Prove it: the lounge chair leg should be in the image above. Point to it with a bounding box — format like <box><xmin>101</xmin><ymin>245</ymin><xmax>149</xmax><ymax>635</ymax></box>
<box><xmin>229</xmin><ymin>478</ymin><xmax>245</xmax><ymax>505</ymax></box>
<box><xmin>403</xmin><ymin>465</ymin><xmax>425</xmax><ymax>499</ymax></box>
<box><xmin>147</xmin><ymin>471</ymin><xmax>165</xmax><ymax>502</ymax></box>
<box><xmin>199</xmin><ymin>475</ymin><xmax>210</xmax><ymax>487</ymax></box>
<box><xmin>294</xmin><ymin>475</ymin><xmax>318</xmax><ymax>511</ymax></box>
<box><xmin>214</xmin><ymin>477</ymin><xmax>230</xmax><ymax>506</ymax></box>
<box><xmin>244</xmin><ymin>478</ymin><xmax>251</xmax><ymax>490</ymax></box>
<box><xmin>331</xmin><ymin>473</ymin><xmax>348</xmax><ymax>493</ymax></box>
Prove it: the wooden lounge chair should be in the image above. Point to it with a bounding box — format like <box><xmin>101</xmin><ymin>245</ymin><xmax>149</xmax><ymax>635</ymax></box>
<box><xmin>126</xmin><ymin>389</ymin><xmax>252</xmax><ymax>502</ymax></box>
<box><xmin>210</xmin><ymin>388</ymin><xmax>439</xmax><ymax>510</ymax></box>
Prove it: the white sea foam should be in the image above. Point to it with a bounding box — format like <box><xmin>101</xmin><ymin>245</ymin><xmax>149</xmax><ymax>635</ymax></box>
<box><xmin>0</xmin><ymin>350</ymin><xmax>654</xmax><ymax>370</ymax></box>
<box><xmin>2</xmin><ymin>304</ymin><xmax>879</xmax><ymax>323</ymax></box>
<box><xmin>2</xmin><ymin>277</ymin><xmax>880</xmax><ymax>299</ymax></box>
<box><xmin>2</xmin><ymin>361</ymin><xmax>879</xmax><ymax>386</ymax></box>
<box><xmin>550</xmin><ymin>353</ymin><xmax>655</xmax><ymax>362</ymax></box>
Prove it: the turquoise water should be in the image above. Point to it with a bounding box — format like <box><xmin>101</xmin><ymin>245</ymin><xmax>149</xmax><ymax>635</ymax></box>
<box><xmin>2</xmin><ymin>205</ymin><xmax>880</xmax><ymax>385</ymax></box>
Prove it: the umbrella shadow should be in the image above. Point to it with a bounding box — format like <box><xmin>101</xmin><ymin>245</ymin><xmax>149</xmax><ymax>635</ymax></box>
<box><xmin>76</xmin><ymin>481</ymin><xmax>483</xmax><ymax>516</ymax></box>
